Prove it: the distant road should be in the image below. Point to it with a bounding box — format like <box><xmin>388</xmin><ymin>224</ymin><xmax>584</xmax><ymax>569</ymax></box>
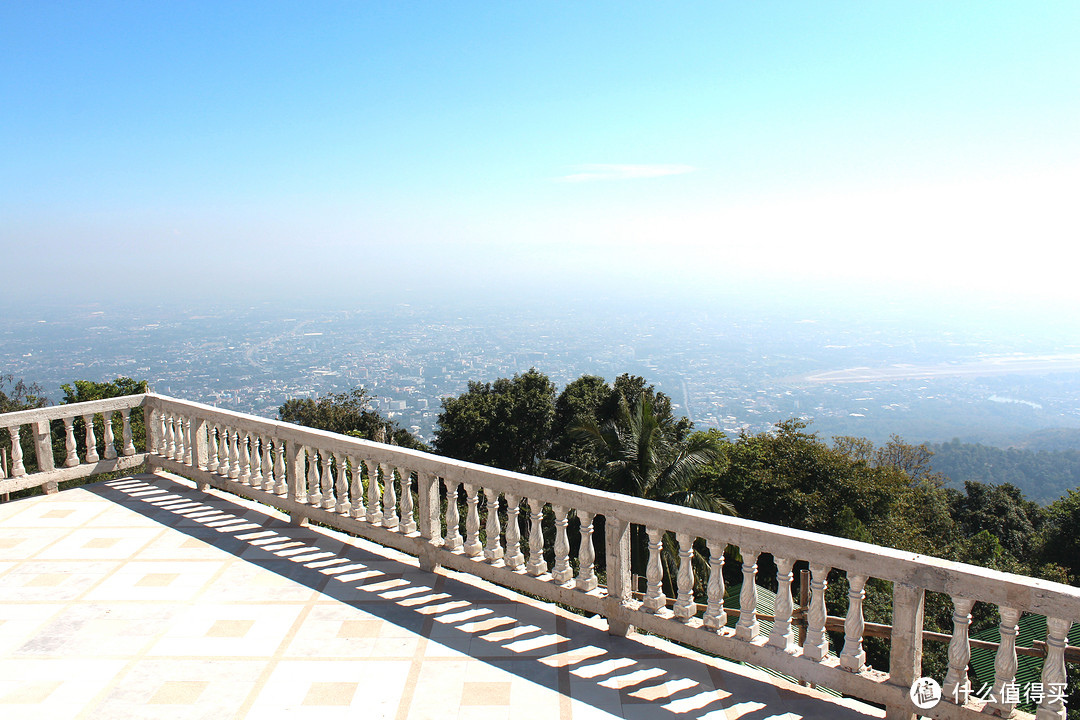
<box><xmin>244</xmin><ymin>320</ymin><xmax>313</xmax><ymax>372</ymax></box>
<box><xmin>797</xmin><ymin>354</ymin><xmax>1080</xmax><ymax>385</ymax></box>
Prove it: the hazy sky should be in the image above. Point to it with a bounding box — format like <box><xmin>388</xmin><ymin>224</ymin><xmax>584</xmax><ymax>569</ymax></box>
<box><xmin>2</xmin><ymin>2</ymin><xmax>1078</xmax><ymax>319</ymax></box>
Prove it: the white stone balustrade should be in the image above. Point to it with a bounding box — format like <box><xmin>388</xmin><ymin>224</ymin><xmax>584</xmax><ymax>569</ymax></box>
<box><xmin>5</xmin><ymin>391</ymin><xmax>1080</xmax><ymax>720</ymax></box>
<box><xmin>1</xmin><ymin>394</ymin><xmax>146</xmax><ymax>496</ymax></box>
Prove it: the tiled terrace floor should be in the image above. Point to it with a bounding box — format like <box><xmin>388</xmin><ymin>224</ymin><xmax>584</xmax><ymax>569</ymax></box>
<box><xmin>0</xmin><ymin>473</ymin><xmax>884</xmax><ymax>720</ymax></box>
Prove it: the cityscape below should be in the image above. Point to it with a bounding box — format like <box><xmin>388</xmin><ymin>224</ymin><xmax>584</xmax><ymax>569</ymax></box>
<box><xmin>4</xmin><ymin>297</ymin><xmax>1080</xmax><ymax>450</ymax></box>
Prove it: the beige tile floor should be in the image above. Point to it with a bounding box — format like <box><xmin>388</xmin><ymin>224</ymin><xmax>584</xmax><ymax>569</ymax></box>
<box><xmin>0</xmin><ymin>473</ymin><xmax>884</xmax><ymax>720</ymax></box>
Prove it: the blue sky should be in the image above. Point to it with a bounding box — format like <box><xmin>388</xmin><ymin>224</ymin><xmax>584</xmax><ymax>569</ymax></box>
<box><xmin>2</xmin><ymin>2</ymin><xmax>1078</xmax><ymax>319</ymax></box>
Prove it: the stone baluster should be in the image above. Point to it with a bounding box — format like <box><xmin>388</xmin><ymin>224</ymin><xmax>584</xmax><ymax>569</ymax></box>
<box><xmin>154</xmin><ymin>409</ymin><xmax>165</xmax><ymax>456</ymax></box>
<box><xmin>248</xmin><ymin>436</ymin><xmax>263</xmax><ymax>486</ymax></box>
<box><xmin>228</xmin><ymin>427</ymin><xmax>240</xmax><ymax>479</ymax></box>
<box><xmin>526</xmin><ymin>497</ymin><xmax>547</xmax><ymax>575</ymax></box>
<box><xmin>463</xmin><ymin>483</ymin><xmax>482</xmax><ymax>557</ymax></box>
<box><xmin>703</xmin><ymin>540</ymin><xmax>727</xmax><ymax>631</ymax></box>
<box><xmin>320</xmin><ymin>450</ymin><xmax>335</xmax><ymax>509</ymax></box>
<box><xmin>943</xmin><ymin>597</ymin><xmax>975</xmax><ymax>703</ymax></box>
<box><xmin>8</xmin><ymin>426</ymin><xmax>26</xmax><ymax>477</ymax></box>
<box><xmin>803</xmin><ymin>563</ymin><xmax>831</xmax><ymax>661</ymax></box>
<box><xmin>218</xmin><ymin>426</ymin><xmax>232</xmax><ymax>477</ymax></box>
<box><xmin>382</xmin><ymin>465</ymin><xmax>399</xmax><ymax>529</ymax></box>
<box><xmin>985</xmin><ymin>606</ymin><xmax>1021</xmax><ymax>717</ymax></box>
<box><xmin>577</xmin><ymin>511</ymin><xmax>598</xmax><ymax>591</ymax></box>
<box><xmin>181</xmin><ymin>417</ymin><xmax>192</xmax><ymax>465</ymax></box>
<box><xmin>769</xmin><ymin>556</ymin><xmax>798</xmax><ymax>653</ymax></box>
<box><xmin>400</xmin><ymin>471</ymin><xmax>416</xmax><ymax>533</ymax></box>
<box><xmin>736</xmin><ymin>548</ymin><xmax>760</xmax><ymax>640</ymax></box>
<box><xmin>444</xmin><ymin>480</ymin><xmax>462</xmax><ymax>551</ymax></box>
<box><xmin>643</xmin><ymin>527</ymin><xmax>666</xmax><ymax>613</ymax></box>
<box><xmin>673</xmin><ymin>533</ymin><xmax>696</xmax><ymax>621</ymax></box>
<box><xmin>163</xmin><ymin>413</ymin><xmax>174</xmax><ymax>459</ymax></box>
<box><xmin>1037</xmin><ymin>617</ymin><xmax>1073</xmax><ymax>720</ymax></box>
<box><xmin>102</xmin><ymin>411</ymin><xmax>117</xmax><ymax>460</ymax></box>
<box><xmin>62</xmin><ymin>417</ymin><xmax>79</xmax><ymax>467</ymax></box>
<box><xmin>307</xmin><ymin>448</ymin><xmax>321</xmax><ymax>504</ymax></box>
<box><xmin>83</xmin><ymin>414</ymin><xmax>100</xmax><ymax>463</ymax></box>
<box><xmin>120</xmin><ymin>408</ymin><xmax>135</xmax><ymax>456</ymax></box>
<box><xmin>552</xmin><ymin>505</ymin><xmax>573</xmax><ymax>584</ymax></box>
<box><xmin>366</xmin><ymin>460</ymin><xmax>382</xmax><ymax>525</ymax></box>
<box><xmin>348</xmin><ymin>457</ymin><xmax>364</xmax><ymax>517</ymax></box>
<box><xmin>238</xmin><ymin>432</ymin><xmax>251</xmax><ymax>484</ymax></box>
<box><xmin>175</xmin><ymin>416</ymin><xmax>185</xmax><ymax>462</ymax></box>
<box><xmin>840</xmin><ymin>573</ymin><xmax>868</xmax><ymax>672</ymax></box>
<box><xmin>175</xmin><ymin>416</ymin><xmax>186</xmax><ymax>461</ymax></box>
<box><xmin>334</xmin><ymin>453</ymin><xmax>349</xmax><ymax>514</ymax></box>
<box><xmin>274</xmin><ymin>442</ymin><xmax>287</xmax><ymax>495</ymax></box>
<box><xmin>483</xmin><ymin>488</ymin><xmax>504</xmax><ymax>563</ymax></box>
<box><xmin>261</xmin><ymin>438</ymin><xmax>274</xmax><ymax>490</ymax></box>
<box><xmin>207</xmin><ymin>425</ymin><xmax>220</xmax><ymax>473</ymax></box>
<box><xmin>504</xmin><ymin>494</ymin><xmax>524</xmax><ymax>571</ymax></box>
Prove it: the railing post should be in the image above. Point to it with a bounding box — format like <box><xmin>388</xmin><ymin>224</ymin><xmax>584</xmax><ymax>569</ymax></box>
<box><xmin>286</xmin><ymin>440</ymin><xmax>307</xmax><ymax>526</ymax></box>
<box><xmin>191</xmin><ymin>418</ymin><xmax>208</xmax><ymax>490</ymax></box>
<box><xmin>604</xmin><ymin>516</ymin><xmax>633</xmax><ymax>637</ymax></box>
<box><xmin>886</xmin><ymin>581</ymin><xmax>925</xmax><ymax>720</ymax></box>
<box><xmin>32</xmin><ymin>420</ymin><xmax>57</xmax><ymax>494</ymax></box>
<box><xmin>417</xmin><ymin>471</ymin><xmax>441</xmax><ymax>572</ymax></box>
<box><xmin>145</xmin><ymin>404</ymin><xmax>162</xmax><ymax>472</ymax></box>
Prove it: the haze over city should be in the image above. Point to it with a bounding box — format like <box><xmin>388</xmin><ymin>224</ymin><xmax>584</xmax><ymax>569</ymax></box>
<box><xmin>3</xmin><ymin>2</ymin><xmax>1079</xmax><ymax>448</ymax></box>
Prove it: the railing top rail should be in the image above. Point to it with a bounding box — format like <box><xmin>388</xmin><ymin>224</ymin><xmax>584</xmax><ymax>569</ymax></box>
<box><xmin>0</xmin><ymin>393</ymin><xmax>148</xmax><ymax>429</ymax></box>
<box><xmin>146</xmin><ymin>392</ymin><xmax>1080</xmax><ymax>619</ymax></box>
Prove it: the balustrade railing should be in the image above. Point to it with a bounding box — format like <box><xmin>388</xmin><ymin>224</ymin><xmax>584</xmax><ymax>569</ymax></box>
<box><xmin>3</xmin><ymin>392</ymin><xmax>1079</xmax><ymax>720</ymax></box>
<box><xmin>0</xmin><ymin>394</ymin><xmax>147</xmax><ymax>496</ymax></box>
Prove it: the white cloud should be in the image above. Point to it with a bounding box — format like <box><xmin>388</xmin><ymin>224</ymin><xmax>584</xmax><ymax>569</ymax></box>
<box><xmin>555</xmin><ymin>163</ymin><xmax>695</xmax><ymax>183</ymax></box>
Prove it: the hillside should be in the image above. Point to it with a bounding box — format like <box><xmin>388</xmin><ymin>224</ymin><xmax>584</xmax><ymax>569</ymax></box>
<box><xmin>930</xmin><ymin>437</ymin><xmax>1080</xmax><ymax>505</ymax></box>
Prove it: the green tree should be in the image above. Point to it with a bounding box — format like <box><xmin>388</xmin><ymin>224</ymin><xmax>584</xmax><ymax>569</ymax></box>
<box><xmin>59</xmin><ymin>377</ymin><xmax>150</xmax><ymax>461</ymax></box>
<box><xmin>948</xmin><ymin>481</ymin><xmax>1044</xmax><ymax>561</ymax></box>
<box><xmin>279</xmin><ymin>388</ymin><xmax>425</xmax><ymax>450</ymax></box>
<box><xmin>548</xmin><ymin>373</ymin><xmax>691</xmax><ymax>472</ymax></box>
<box><xmin>434</xmin><ymin>368</ymin><xmax>556</xmax><ymax>473</ymax></box>
<box><xmin>0</xmin><ymin>375</ymin><xmax>47</xmax><ymax>413</ymax></box>
<box><xmin>544</xmin><ymin>392</ymin><xmax>732</xmax><ymax>514</ymax></box>
<box><xmin>542</xmin><ymin>392</ymin><xmax>732</xmax><ymax>594</ymax></box>
<box><xmin>1039</xmin><ymin>488</ymin><xmax>1080</xmax><ymax>583</ymax></box>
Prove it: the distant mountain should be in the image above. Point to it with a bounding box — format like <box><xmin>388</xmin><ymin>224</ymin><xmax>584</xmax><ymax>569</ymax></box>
<box><xmin>1007</xmin><ymin>427</ymin><xmax>1080</xmax><ymax>452</ymax></box>
<box><xmin>929</xmin><ymin>435</ymin><xmax>1080</xmax><ymax>505</ymax></box>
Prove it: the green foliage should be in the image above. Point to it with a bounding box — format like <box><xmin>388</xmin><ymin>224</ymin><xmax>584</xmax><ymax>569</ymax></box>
<box><xmin>1039</xmin><ymin>489</ymin><xmax>1080</xmax><ymax>583</ymax></box>
<box><xmin>543</xmin><ymin>393</ymin><xmax>733</xmax><ymax>515</ymax></box>
<box><xmin>930</xmin><ymin>438</ymin><xmax>1080</xmax><ymax>505</ymax></box>
<box><xmin>58</xmin><ymin>377</ymin><xmax>149</xmax><ymax>463</ymax></box>
<box><xmin>434</xmin><ymin>368</ymin><xmax>556</xmax><ymax>474</ymax></box>
<box><xmin>60</xmin><ymin>377</ymin><xmax>148</xmax><ymax>404</ymax></box>
<box><xmin>0</xmin><ymin>375</ymin><xmax>47</xmax><ymax>413</ymax></box>
<box><xmin>947</xmin><ymin>481</ymin><xmax>1044</xmax><ymax>560</ymax></box>
<box><xmin>279</xmin><ymin>388</ymin><xmax>426</xmax><ymax>451</ymax></box>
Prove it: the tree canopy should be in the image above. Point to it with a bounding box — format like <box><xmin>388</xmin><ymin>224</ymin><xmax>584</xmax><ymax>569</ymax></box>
<box><xmin>279</xmin><ymin>388</ymin><xmax>426</xmax><ymax>451</ymax></box>
<box><xmin>433</xmin><ymin>368</ymin><xmax>556</xmax><ymax>474</ymax></box>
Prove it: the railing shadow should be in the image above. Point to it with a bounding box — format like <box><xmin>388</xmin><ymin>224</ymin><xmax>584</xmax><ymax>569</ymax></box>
<box><xmin>87</xmin><ymin>473</ymin><xmax>879</xmax><ymax>720</ymax></box>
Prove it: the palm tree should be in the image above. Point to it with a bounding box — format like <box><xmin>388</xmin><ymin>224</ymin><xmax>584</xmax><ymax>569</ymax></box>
<box><xmin>541</xmin><ymin>392</ymin><xmax>734</xmax><ymax>597</ymax></box>
<box><xmin>543</xmin><ymin>392</ymin><xmax>733</xmax><ymax>513</ymax></box>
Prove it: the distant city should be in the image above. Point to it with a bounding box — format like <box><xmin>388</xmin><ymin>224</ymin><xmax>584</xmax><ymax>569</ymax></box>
<box><xmin>4</xmin><ymin>299</ymin><xmax>1080</xmax><ymax>448</ymax></box>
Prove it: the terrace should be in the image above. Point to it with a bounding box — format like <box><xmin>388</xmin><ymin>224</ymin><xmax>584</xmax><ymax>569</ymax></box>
<box><xmin>1</xmin><ymin>393</ymin><xmax>1077</xmax><ymax>719</ymax></box>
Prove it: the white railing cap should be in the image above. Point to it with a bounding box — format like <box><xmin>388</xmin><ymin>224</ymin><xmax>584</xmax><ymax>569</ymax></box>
<box><xmin>0</xmin><ymin>394</ymin><xmax>148</xmax><ymax>429</ymax></box>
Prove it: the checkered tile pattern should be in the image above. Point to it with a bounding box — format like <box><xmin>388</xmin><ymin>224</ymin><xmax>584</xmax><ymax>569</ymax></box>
<box><xmin>0</xmin><ymin>474</ymin><xmax>883</xmax><ymax>719</ymax></box>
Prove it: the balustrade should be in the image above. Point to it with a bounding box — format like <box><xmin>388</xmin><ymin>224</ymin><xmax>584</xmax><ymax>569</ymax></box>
<box><xmin>703</xmin><ymin>540</ymin><xmax>727</xmax><ymax>631</ymax></box>
<box><xmin>5</xmin><ymin>391</ymin><xmax>1079</xmax><ymax>720</ymax></box>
